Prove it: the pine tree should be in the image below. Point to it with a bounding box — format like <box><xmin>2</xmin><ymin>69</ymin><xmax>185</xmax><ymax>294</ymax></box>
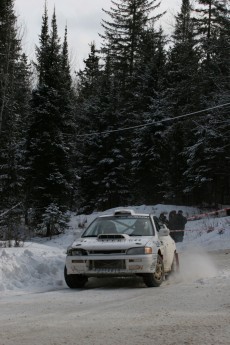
<box><xmin>60</xmin><ymin>25</ymin><xmax>79</xmax><ymax>210</ymax></box>
<box><xmin>26</xmin><ymin>8</ymin><xmax>74</xmax><ymax>235</ymax></box>
<box><xmin>34</xmin><ymin>2</ymin><xmax>49</xmax><ymax>86</ymax></box>
<box><xmin>80</xmin><ymin>0</ymin><xmax>166</xmax><ymax>209</ymax></box>
<box><xmin>100</xmin><ymin>0</ymin><xmax>163</xmax><ymax>77</ymax></box>
<box><xmin>182</xmin><ymin>104</ymin><xmax>230</xmax><ymax>205</ymax></box>
<box><xmin>182</xmin><ymin>0</ymin><xmax>230</xmax><ymax>205</ymax></box>
<box><xmin>130</xmin><ymin>26</ymin><xmax>169</xmax><ymax>203</ymax></box>
<box><xmin>0</xmin><ymin>0</ymin><xmax>31</xmax><ymax>241</ymax></box>
<box><xmin>157</xmin><ymin>0</ymin><xmax>200</xmax><ymax>204</ymax></box>
<box><xmin>167</xmin><ymin>0</ymin><xmax>200</xmax><ymax>115</ymax></box>
<box><xmin>193</xmin><ymin>0</ymin><xmax>230</xmax><ymax>99</ymax></box>
<box><xmin>75</xmin><ymin>41</ymin><xmax>102</xmax><ymax>202</ymax></box>
<box><xmin>76</xmin><ymin>44</ymin><xmax>115</xmax><ymax>212</ymax></box>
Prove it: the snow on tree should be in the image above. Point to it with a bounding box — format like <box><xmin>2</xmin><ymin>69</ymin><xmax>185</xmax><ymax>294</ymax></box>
<box><xmin>26</xmin><ymin>7</ymin><xmax>75</xmax><ymax>234</ymax></box>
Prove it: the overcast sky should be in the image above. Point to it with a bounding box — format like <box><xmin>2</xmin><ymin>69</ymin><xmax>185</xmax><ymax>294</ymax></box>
<box><xmin>14</xmin><ymin>0</ymin><xmax>181</xmax><ymax>70</ymax></box>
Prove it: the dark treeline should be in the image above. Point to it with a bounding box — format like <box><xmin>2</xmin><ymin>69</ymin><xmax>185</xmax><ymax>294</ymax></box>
<box><xmin>0</xmin><ymin>0</ymin><xmax>230</xmax><ymax>240</ymax></box>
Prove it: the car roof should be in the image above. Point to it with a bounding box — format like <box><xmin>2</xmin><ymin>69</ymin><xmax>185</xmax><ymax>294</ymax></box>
<box><xmin>98</xmin><ymin>209</ymin><xmax>151</xmax><ymax>218</ymax></box>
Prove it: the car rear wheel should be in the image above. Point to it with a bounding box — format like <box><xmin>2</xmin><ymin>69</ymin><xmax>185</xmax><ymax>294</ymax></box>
<box><xmin>143</xmin><ymin>255</ymin><xmax>164</xmax><ymax>287</ymax></box>
<box><xmin>64</xmin><ymin>266</ymin><xmax>88</xmax><ymax>288</ymax></box>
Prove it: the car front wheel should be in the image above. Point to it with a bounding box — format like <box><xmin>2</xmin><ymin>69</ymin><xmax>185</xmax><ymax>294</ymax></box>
<box><xmin>143</xmin><ymin>255</ymin><xmax>164</xmax><ymax>287</ymax></box>
<box><xmin>64</xmin><ymin>266</ymin><xmax>88</xmax><ymax>288</ymax></box>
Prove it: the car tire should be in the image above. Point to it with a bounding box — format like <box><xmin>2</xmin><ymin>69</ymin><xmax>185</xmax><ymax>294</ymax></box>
<box><xmin>143</xmin><ymin>255</ymin><xmax>164</xmax><ymax>287</ymax></box>
<box><xmin>64</xmin><ymin>266</ymin><xmax>88</xmax><ymax>288</ymax></box>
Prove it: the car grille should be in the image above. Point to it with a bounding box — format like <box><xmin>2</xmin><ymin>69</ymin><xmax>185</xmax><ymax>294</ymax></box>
<box><xmin>88</xmin><ymin>250</ymin><xmax>126</xmax><ymax>255</ymax></box>
<box><xmin>89</xmin><ymin>260</ymin><xmax>126</xmax><ymax>270</ymax></box>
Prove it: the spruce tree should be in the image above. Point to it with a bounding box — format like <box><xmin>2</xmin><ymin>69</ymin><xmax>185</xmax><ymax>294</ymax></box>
<box><xmin>76</xmin><ymin>44</ymin><xmax>118</xmax><ymax>212</ymax></box>
<box><xmin>130</xmin><ymin>26</ymin><xmax>169</xmax><ymax>203</ymax></box>
<box><xmin>182</xmin><ymin>0</ymin><xmax>230</xmax><ymax>205</ymax></box>
<box><xmin>100</xmin><ymin>0</ymin><xmax>164</xmax><ymax>128</ymax></box>
<box><xmin>193</xmin><ymin>0</ymin><xmax>230</xmax><ymax>99</ymax></box>
<box><xmin>0</xmin><ymin>0</ymin><xmax>31</xmax><ymax>241</ymax></box>
<box><xmin>158</xmin><ymin>0</ymin><xmax>200</xmax><ymax>204</ymax></box>
<box><xmin>106</xmin><ymin>6</ymin><xmax>168</xmax><ymax>205</ymax></box>
<box><xmin>101</xmin><ymin>0</ymin><xmax>163</xmax><ymax>76</ymax></box>
<box><xmin>26</xmin><ymin>8</ymin><xmax>74</xmax><ymax>234</ymax></box>
<box><xmin>81</xmin><ymin>0</ymin><xmax>166</xmax><ymax>209</ymax></box>
<box><xmin>167</xmin><ymin>0</ymin><xmax>200</xmax><ymax>116</ymax></box>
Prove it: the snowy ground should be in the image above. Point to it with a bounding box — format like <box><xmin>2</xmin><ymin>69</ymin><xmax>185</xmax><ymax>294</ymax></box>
<box><xmin>0</xmin><ymin>205</ymin><xmax>230</xmax><ymax>344</ymax></box>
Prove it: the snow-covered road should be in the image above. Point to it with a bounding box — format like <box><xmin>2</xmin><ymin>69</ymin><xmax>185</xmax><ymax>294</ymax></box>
<box><xmin>0</xmin><ymin>249</ymin><xmax>229</xmax><ymax>345</ymax></box>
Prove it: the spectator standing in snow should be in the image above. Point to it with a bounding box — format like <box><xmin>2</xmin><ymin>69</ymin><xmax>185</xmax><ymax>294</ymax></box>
<box><xmin>159</xmin><ymin>212</ymin><xmax>169</xmax><ymax>226</ymax></box>
<box><xmin>168</xmin><ymin>210</ymin><xmax>177</xmax><ymax>241</ymax></box>
<box><xmin>175</xmin><ymin>210</ymin><xmax>187</xmax><ymax>242</ymax></box>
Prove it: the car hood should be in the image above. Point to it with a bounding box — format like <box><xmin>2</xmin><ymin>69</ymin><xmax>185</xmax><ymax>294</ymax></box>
<box><xmin>71</xmin><ymin>234</ymin><xmax>158</xmax><ymax>251</ymax></box>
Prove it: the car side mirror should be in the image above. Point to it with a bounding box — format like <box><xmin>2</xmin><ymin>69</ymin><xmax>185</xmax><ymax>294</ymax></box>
<box><xmin>159</xmin><ymin>227</ymin><xmax>170</xmax><ymax>237</ymax></box>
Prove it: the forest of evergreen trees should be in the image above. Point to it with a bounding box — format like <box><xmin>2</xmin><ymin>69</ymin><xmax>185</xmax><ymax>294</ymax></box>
<box><xmin>0</xmin><ymin>0</ymin><xmax>229</xmax><ymax>240</ymax></box>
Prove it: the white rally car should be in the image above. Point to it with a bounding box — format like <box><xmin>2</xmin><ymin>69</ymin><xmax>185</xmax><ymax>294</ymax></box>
<box><xmin>64</xmin><ymin>209</ymin><xmax>179</xmax><ymax>288</ymax></box>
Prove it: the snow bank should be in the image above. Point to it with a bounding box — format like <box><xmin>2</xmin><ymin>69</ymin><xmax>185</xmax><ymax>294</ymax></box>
<box><xmin>181</xmin><ymin>215</ymin><xmax>230</xmax><ymax>251</ymax></box>
<box><xmin>0</xmin><ymin>244</ymin><xmax>65</xmax><ymax>294</ymax></box>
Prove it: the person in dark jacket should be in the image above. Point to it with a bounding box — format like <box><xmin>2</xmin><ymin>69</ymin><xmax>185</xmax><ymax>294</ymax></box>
<box><xmin>175</xmin><ymin>210</ymin><xmax>187</xmax><ymax>242</ymax></box>
<box><xmin>168</xmin><ymin>210</ymin><xmax>177</xmax><ymax>241</ymax></box>
<box><xmin>159</xmin><ymin>212</ymin><xmax>169</xmax><ymax>226</ymax></box>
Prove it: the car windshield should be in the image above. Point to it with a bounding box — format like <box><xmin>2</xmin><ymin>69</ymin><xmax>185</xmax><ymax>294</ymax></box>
<box><xmin>82</xmin><ymin>216</ymin><xmax>155</xmax><ymax>237</ymax></box>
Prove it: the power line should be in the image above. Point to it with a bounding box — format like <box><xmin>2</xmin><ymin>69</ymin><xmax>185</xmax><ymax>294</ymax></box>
<box><xmin>75</xmin><ymin>102</ymin><xmax>230</xmax><ymax>138</ymax></box>
<box><xmin>0</xmin><ymin>202</ymin><xmax>22</xmax><ymax>218</ymax></box>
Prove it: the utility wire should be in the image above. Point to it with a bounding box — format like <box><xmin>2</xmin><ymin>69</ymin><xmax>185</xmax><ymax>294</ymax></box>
<box><xmin>0</xmin><ymin>202</ymin><xmax>22</xmax><ymax>218</ymax></box>
<box><xmin>75</xmin><ymin>102</ymin><xmax>230</xmax><ymax>138</ymax></box>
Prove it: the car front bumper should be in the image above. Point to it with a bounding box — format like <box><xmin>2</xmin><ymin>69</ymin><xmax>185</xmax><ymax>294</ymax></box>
<box><xmin>65</xmin><ymin>253</ymin><xmax>158</xmax><ymax>277</ymax></box>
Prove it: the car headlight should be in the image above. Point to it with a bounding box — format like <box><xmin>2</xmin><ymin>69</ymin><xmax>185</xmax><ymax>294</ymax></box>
<box><xmin>67</xmin><ymin>248</ymin><xmax>85</xmax><ymax>256</ymax></box>
<box><xmin>126</xmin><ymin>247</ymin><xmax>153</xmax><ymax>255</ymax></box>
